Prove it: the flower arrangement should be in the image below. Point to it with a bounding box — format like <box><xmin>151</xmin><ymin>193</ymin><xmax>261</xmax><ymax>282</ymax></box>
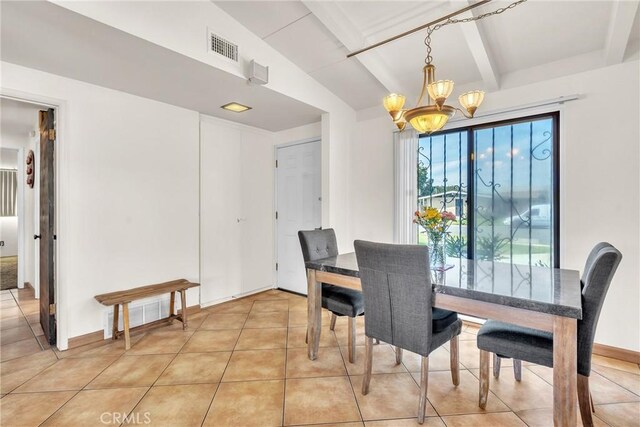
<box><xmin>414</xmin><ymin>206</ymin><xmax>456</xmax><ymax>235</ymax></box>
<box><xmin>414</xmin><ymin>206</ymin><xmax>457</xmax><ymax>268</ymax></box>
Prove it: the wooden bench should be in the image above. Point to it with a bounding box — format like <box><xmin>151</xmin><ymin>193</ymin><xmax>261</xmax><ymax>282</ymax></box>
<box><xmin>95</xmin><ymin>279</ymin><xmax>200</xmax><ymax>350</ymax></box>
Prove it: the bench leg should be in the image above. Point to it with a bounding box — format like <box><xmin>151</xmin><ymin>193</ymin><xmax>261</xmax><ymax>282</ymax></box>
<box><xmin>180</xmin><ymin>289</ymin><xmax>188</xmax><ymax>330</ymax></box>
<box><xmin>122</xmin><ymin>302</ymin><xmax>131</xmax><ymax>350</ymax></box>
<box><xmin>112</xmin><ymin>304</ymin><xmax>119</xmax><ymax>340</ymax></box>
<box><xmin>169</xmin><ymin>291</ymin><xmax>176</xmax><ymax>324</ymax></box>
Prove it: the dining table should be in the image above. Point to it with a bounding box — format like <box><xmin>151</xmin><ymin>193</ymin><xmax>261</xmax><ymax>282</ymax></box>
<box><xmin>305</xmin><ymin>252</ymin><xmax>582</xmax><ymax>427</ymax></box>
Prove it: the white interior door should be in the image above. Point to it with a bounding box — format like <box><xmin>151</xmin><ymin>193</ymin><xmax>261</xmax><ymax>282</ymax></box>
<box><xmin>276</xmin><ymin>140</ymin><xmax>321</xmax><ymax>294</ymax></box>
<box><xmin>240</xmin><ymin>129</ymin><xmax>276</xmax><ymax>295</ymax></box>
<box><xmin>200</xmin><ymin>120</ymin><xmax>243</xmax><ymax>304</ymax></box>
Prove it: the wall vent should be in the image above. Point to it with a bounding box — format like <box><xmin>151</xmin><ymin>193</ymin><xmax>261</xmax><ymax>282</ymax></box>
<box><xmin>208</xmin><ymin>31</ymin><xmax>238</xmax><ymax>62</ymax></box>
<box><xmin>104</xmin><ymin>296</ymin><xmax>172</xmax><ymax>339</ymax></box>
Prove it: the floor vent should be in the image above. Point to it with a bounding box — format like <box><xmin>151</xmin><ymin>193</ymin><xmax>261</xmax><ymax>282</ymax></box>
<box><xmin>208</xmin><ymin>31</ymin><xmax>238</xmax><ymax>62</ymax></box>
<box><xmin>104</xmin><ymin>297</ymin><xmax>171</xmax><ymax>339</ymax></box>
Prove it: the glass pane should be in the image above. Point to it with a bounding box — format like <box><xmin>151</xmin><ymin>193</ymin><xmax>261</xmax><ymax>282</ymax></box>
<box><xmin>473</xmin><ymin>117</ymin><xmax>555</xmax><ymax>267</ymax></box>
<box><xmin>417</xmin><ymin>131</ymin><xmax>469</xmax><ymax>257</ymax></box>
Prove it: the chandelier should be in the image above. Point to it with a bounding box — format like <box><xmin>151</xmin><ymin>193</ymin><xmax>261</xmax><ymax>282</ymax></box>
<box><xmin>383</xmin><ymin>0</ymin><xmax>527</xmax><ymax>133</ymax></box>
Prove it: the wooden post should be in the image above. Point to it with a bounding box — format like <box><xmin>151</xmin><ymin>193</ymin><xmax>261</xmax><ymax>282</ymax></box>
<box><xmin>348</xmin><ymin>317</ymin><xmax>356</xmax><ymax>363</ymax></box>
<box><xmin>395</xmin><ymin>347</ymin><xmax>403</xmax><ymax>365</ymax></box>
<box><xmin>513</xmin><ymin>359</ymin><xmax>522</xmax><ymax>382</ymax></box>
<box><xmin>418</xmin><ymin>356</ymin><xmax>429</xmax><ymax>424</ymax></box>
<box><xmin>450</xmin><ymin>335</ymin><xmax>460</xmax><ymax>386</ymax></box>
<box><xmin>553</xmin><ymin>316</ymin><xmax>577</xmax><ymax>427</ymax></box>
<box><xmin>330</xmin><ymin>313</ymin><xmax>337</xmax><ymax>331</ymax></box>
<box><xmin>307</xmin><ymin>269</ymin><xmax>322</xmax><ymax>360</ymax></box>
<box><xmin>122</xmin><ymin>302</ymin><xmax>131</xmax><ymax>350</ymax></box>
<box><xmin>362</xmin><ymin>336</ymin><xmax>373</xmax><ymax>394</ymax></box>
<box><xmin>180</xmin><ymin>289</ymin><xmax>188</xmax><ymax>330</ymax></box>
<box><xmin>479</xmin><ymin>349</ymin><xmax>490</xmax><ymax>409</ymax></box>
<box><xmin>169</xmin><ymin>291</ymin><xmax>176</xmax><ymax>324</ymax></box>
<box><xmin>112</xmin><ymin>304</ymin><xmax>119</xmax><ymax>340</ymax></box>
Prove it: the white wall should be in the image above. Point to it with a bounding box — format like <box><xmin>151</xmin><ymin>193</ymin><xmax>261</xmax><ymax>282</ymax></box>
<box><xmin>1</xmin><ymin>117</ymin><xmax>38</xmax><ymax>287</ymax></box>
<box><xmin>200</xmin><ymin>115</ymin><xmax>276</xmax><ymax>305</ymax></box>
<box><xmin>0</xmin><ymin>149</ymin><xmax>19</xmax><ymax>258</ymax></box>
<box><xmin>54</xmin><ymin>0</ymin><xmax>357</xmax><ymax>252</ymax></box>
<box><xmin>2</xmin><ymin>62</ymin><xmax>200</xmax><ymax>346</ymax></box>
<box><xmin>350</xmin><ymin>60</ymin><xmax>640</xmax><ymax>352</ymax></box>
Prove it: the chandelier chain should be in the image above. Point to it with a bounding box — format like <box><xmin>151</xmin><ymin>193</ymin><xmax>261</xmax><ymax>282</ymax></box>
<box><xmin>425</xmin><ymin>0</ymin><xmax>527</xmax><ymax>64</ymax></box>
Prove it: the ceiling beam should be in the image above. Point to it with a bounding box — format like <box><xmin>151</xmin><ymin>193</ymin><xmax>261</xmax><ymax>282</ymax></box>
<box><xmin>604</xmin><ymin>0</ymin><xmax>639</xmax><ymax>65</ymax></box>
<box><xmin>456</xmin><ymin>1</ymin><xmax>500</xmax><ymax>91</ymax></box>
<box><xmin>301</xmin><ymin>0</ymin><xmax>403</xmax><ymax>93</ymax></box>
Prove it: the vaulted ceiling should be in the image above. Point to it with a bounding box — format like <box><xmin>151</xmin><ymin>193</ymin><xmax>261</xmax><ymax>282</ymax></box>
<box><xmin>216</xmin><ymin>0</ymin><xmax>640</xmax><ymax>111</ymax></box>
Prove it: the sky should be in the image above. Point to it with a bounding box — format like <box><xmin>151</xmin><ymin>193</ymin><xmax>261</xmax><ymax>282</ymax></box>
<box><xmin>418</xmin><ymin>117</ymin><xmax>554</xmax><ymax>194</ymax></box>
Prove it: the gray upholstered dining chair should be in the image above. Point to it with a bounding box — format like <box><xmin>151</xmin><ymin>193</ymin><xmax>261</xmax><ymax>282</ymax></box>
<box><xmin>476</xmin><ymin>242</ymin><xmax>622</xmax><ymax>426</ymax></box>
<box><xmin>298</xmin><ymin>228</ymin><xmax>364</xmax><ymax>363</ymax></box>
<box><xmin>354</xmin><ymin>240</ymin><xmax>462</xmax><ymax>424</ymax></box>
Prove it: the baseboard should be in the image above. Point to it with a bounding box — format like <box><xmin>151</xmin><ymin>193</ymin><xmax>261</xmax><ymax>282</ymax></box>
<box><xmin>593</xmin><ymin>343</ymin><xmax>640</xmax><ymax>364</ymax></box>
<box><xmin>67</xmin><ymin>303</ymin><xmax>201</xmax><ymax>350</ymax></box>
<box><xmin>277</xmin><ymin>287</ymin><xmax>306</xmax><ymax>298</ymax></box>
<box><xmin>24</xmin><ymin>282</ymin><xmax>34</xmax><ymax>291</ymax></box>
<box><xmin>67</xmin><ymin>330</ymin><xmax>105</xmax><ymax>349</ymax></box>
<box><xmin>462</xmin><ymin>320</ymin><xmax>640</xmax><ymax>365</ymax></box>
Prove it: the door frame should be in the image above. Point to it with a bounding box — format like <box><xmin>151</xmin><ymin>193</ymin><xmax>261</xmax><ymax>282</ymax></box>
<box><xmin>0</xmin><ymin>89</ymin><xmax>69</xmax><ymax>350</ymax></box>
<box><xmin>273</xmin><ymin>137</ymin><xmax>321</xmax><ymax>291</ymax></box>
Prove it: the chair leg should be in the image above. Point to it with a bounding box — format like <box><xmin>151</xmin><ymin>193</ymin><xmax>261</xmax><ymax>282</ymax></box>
<box><xmin>450</xmin><ymin>335</ymin><xmax>460</xmax><ymax>386</ymax></box>
<box><xmin>479</xmin><ymin>350</ymin><xmax>490</xmax><ymax>409</ymax></box>
<box><xmin>330</xmin><ymin>313</ymin><xmax>337</xmax><ymax>331</ymax></box>
<box><xmin>362</xmin><ymin>336</ymin><xmax>374</xmax><ymax>395</ymax></box>
<box><xmin>513</xmin><ymin>359</ymin><xmax>522</xmax><ymax>382</ymax></box>
<box><xmin>418</xmin><ymin>356</ymin><xmax>429</xmax><ymax>425</ymax></box>
<box><xmin>394</xmin><ymin>347</ymin><xmax>403</xmax><ymax>364</ymax></box>
<box><xmin>578</xmin><ymin>374</ymin><xmax>594</xmax><ymax>427</ymax></box>
<box><xmin>493</xmin><ymin>353</ymin><xmax>501</xmax><ymax>379</ymax></box>
<box><xmin>374</xmin><ymin>338</ymin><xmax>380</xmax><ymax>345</ymax></box>
<box><xmin>348</xmin><ymin>316</ymin><xmax>357</xmax><ymax>363</ymax></box>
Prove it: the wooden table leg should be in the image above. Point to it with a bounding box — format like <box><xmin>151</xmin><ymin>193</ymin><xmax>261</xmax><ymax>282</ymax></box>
<box><xmin>180</xmin><ymin>289</ymin><xmax>188</xmax><ymax>330</ymax></box>
<box><xmin>122</xmin><ymin>302</ymin><xmax>131</xmax><ymax>350</ymax></box>
<box><xmin>553</xmin><ymin>316</ymin><xmax>577</xmax><ymax>426</ymax></box>
<box><xmin>307</xmin><ymin>269</ymin><xmax>322</xmax><ymax>360</ymax></box>
<box><xmin>112</xmin><ymin>304</ymin><xmax>119</xmax><ymax>340</ymax></box>
<box><xmin>169</xmin><ymin>291</ymin><xmax>176</xmax><ymax>324</ymax></box>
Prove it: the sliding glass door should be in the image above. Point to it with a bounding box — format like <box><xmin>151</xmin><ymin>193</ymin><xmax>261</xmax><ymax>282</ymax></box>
<box><xmin>417</xmin><ymin>113</ymin><xmax>559</xmax><ymax>267</ymax></box>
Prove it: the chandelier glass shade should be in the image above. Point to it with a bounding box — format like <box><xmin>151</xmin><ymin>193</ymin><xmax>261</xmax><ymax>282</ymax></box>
<box><xmin>383</xmin><ymin>61</ymin><xmax>484</xmax><ymax>134</ymax></box>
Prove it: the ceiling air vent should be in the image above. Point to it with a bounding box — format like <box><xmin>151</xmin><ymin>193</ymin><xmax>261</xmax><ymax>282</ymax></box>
<box><xmin>208</xmin><ymin>31</ymin><xmax>238</xmax><ymax>62</ymax></box>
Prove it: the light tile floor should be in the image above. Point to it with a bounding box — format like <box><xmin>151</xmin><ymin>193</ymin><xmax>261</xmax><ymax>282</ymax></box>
<box><xmin>1</xmin><ymin>288</ymin><xmax>639</xmax><ymax>426</ymax></box>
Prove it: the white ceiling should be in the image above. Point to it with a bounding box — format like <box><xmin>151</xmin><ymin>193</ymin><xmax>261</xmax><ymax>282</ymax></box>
<box><xmin>0</xmin><ymin>1</ymin><xmax>323</xmax><ymax>132</ymax></box>
<box><xmin>216</xmin><ymin>0</ymin><xmax>640</xmax><ymax>111</ymax></box>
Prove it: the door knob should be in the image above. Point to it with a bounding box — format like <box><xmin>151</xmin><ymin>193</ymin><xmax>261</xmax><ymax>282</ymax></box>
<box><xmin>34</xmin><ymin>234</ymin><xmax>41</xmax><ymax>240</ymax></box>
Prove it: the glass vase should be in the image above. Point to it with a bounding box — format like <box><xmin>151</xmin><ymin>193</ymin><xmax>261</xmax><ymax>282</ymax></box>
<box><xmin>428</xmin><ymin>234</ymin><xmax>446</xmax><ymax>271</ymax></box>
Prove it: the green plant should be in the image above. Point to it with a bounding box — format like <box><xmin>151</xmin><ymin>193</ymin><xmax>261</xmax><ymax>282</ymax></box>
<box><xmin>476</xmin><ymin>234</ymin><xmax>509</xmax><ymax>261</ymax></box>
<box><xmin>445</xmin><ymin>235</ymin><xmax>467</xmax><ymax>257</ymax></box>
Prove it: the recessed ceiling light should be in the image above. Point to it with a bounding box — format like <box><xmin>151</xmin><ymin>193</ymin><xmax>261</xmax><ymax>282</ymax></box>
<box><xmin>221</xmin><ymin>102</ymin><xmax>252</xmax><ymax>113</ymax></box>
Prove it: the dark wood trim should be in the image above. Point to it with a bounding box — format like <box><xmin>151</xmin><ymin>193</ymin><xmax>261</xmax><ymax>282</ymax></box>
<box><xmin>593</xmin><ymin>343</ymin><xmax>640</xmax><ymax>365</ymax></box>
<box><xmin>462</xmin><ymin>320</ymin><xmax>640</xmax><ymax>364</ymax></box>
<box><xmin>66</xmin><ymin>304</ymin><xmax>201</xmax><ymax>350</ymax></box>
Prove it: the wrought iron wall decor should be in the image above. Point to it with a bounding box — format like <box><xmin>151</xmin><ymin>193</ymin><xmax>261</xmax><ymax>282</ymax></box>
<box><xmin>26</xmin><ymin>150</ymin><xmax>35</xmax><ymax>189</ymax></box>
<box><xmin>417</xmin><ymin>113</ymin><xmax>559</xmax><ymax>271</ymax></box>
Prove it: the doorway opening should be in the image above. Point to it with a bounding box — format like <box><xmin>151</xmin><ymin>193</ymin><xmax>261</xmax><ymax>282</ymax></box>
<box><xmin>0</xmin><ymin>96</ymin><xmax>58</xmax><ymax>347</ymax></box>
<box><xmin>275</xmin><ymin>139</ymin><xmax>321</xmax><ymax>295</ymax></box>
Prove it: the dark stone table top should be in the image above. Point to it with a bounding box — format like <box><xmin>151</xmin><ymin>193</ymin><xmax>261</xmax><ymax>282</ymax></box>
<box><xmin>306</xmin><ymin>252</ymin><xmax>582</xmax><ymax>319</ymax></box>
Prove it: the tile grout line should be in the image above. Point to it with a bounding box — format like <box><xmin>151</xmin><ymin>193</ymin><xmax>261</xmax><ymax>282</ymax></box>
<box><xmin>200</xmin><ymin>300</ymin><xmax>254</xmax><ymax>427</ymax></box>
<box><xmin>35</xmin><ymin>349</ymin><xmax>131</xmax><ymax>426</ymax></box>
<box><xmin>280</xmin><ymin>303</ymin><xmax>290</xmax><ymax>427</ymax></box>
<box><xmin>125</xmin><ymin>313</ymin><xmax>209</xmax><ymax>427</ymax></box>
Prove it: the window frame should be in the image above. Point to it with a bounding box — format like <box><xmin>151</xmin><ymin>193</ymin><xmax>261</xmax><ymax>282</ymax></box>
<box><xmin>419</xmin><ymin>111</ymin><xmax>561</xmax><ymax>268</ymax></box>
